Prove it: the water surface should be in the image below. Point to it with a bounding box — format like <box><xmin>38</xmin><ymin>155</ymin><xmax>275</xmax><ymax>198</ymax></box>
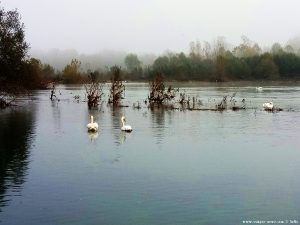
<box><xmin>1</xmin><ymin>83</ymin><xmax>300</xmax><ymax>225</ymax></box>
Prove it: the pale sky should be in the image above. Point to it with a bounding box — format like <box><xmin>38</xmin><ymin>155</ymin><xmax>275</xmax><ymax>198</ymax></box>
<box><xmin>2</xmin><ymin>0</ymin><xmax>300</xmax><ymax>54</ymax></box>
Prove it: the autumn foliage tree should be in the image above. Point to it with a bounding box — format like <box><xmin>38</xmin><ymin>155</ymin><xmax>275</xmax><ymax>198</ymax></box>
<box><xmin>62</xmin><ymin>59</ymin><xmax>82</xmax><ymax>83</ymax></box>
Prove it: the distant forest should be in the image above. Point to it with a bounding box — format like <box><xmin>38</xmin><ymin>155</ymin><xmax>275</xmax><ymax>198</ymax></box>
<box><xmin>31</xmin><ymin>35</ymin><xmax>300</xmax><ymax>83</ymax></box>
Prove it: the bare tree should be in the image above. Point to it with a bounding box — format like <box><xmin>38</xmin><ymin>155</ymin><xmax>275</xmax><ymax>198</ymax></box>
<box><xmin>108</xmin><ymin>66</ymin><xmax>125</xmax><ymax>106</ymax></box>
<box><xmin>84</xmin><ymin>71</ymin><xmax>105</xmax><ymax>108</ymax></box>
<box><xmin>148</xmin><ymin>74</ymin><xmax>176</xmax><ymax>106</ymax></box>
<box><xmin>203</xmin><ymin>41</ymin><xmax>212</xmax><ymax>59</ymax></box>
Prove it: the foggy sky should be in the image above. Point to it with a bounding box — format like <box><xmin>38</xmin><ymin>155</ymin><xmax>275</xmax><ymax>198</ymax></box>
<box><xmin>2</xmin><ymin>0</ymin><xmax>300</xmax><ymax>54</ymax></box>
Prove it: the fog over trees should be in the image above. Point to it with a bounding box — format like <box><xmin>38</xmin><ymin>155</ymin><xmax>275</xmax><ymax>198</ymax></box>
<box><xmin>29</xmin><ymin>34</ymin><xmax>300</xmax><ymax>75</ymax></box>
<box><xmin>16</xmin><ymin>35</ymin><xmax>300</xmax><ymax>84</ymax></box>
<box><xmin>30</xmin><ymin>49</ymin><xmax>157</xmax><ymax>72</ymax></box>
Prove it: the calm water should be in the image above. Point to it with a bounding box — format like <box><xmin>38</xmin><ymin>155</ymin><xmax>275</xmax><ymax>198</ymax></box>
<box><xmin>1</xmin><ymin>82</ymin><xmax>300</xmax><ymax>225</ymax></box>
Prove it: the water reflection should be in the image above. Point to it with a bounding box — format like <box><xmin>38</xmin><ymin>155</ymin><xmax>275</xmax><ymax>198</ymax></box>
<box><xmin>110</xmin><ymin>106</ymin><xmax>126</xmax><ymax>145</ymax></box>
<box><xmin>0</xmin><ymin>107</ymin><xmax>36</xmax><ymax>211</ymax></box>
<box><xmin>87</xmin><ymin>131</ymin><xmax>98</xmax><ymax>141</ymax></box>
<box><xmin>51</xmin><ymin>100</ymin><xmax>61</xmax><ymax>132</ymax></box>
<box><xmin>85</xmin><ymin>106</ymin><xmax>102</xmax><ymax>143</ymax></box>
<box><xmin>149</xmin><ymin>107</ymin><xmax>170</xmax><ymax>145</ymax></box>
<box><xmin>119</xmin><ymin>130</ymin><xmax>131</xmax><ymax>145</ymax></box>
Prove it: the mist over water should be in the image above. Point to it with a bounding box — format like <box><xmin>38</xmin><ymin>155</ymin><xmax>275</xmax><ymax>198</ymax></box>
<box><xmin>0</xmin><ymin>83</ymin><xmax>300</xmax><ymax>224</ymax></box>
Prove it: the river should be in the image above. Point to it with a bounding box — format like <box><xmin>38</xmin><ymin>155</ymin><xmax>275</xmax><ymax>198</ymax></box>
<box><xmin>0</xmin><ymin>82</ymin><xmax>300</xmax><ymax>225</ymax></box>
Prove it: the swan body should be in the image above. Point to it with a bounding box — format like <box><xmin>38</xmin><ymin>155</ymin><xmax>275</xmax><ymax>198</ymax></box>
<box><xmin>256</xmin><ymin>87</ymin><xmax>263</xmax><ymax>91</ymax></box>
<box><xmin>263</xmin><ymin>102</ymin><xmax>274</xmax><ymax>110</ymax></box>
<box><xmin>87</xmin><ymin>115</ymin><xmax>98</xmax><ymax>132</ymax></box>
<box><xmin>121</xmin><ymin>116</ymin><xmax>132</xmax><ymax>132</ymax></box>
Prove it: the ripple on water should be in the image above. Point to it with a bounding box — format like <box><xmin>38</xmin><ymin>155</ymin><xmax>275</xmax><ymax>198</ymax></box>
<box><xmin>1</xmin><ymin>83</ymin><xmax>300</xmax><ymax>225</ymax></box>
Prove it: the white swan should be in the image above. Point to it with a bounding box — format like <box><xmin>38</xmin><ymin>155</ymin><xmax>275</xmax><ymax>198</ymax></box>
<box><xmin>87</xmin><ymin>115</ymin><xmax>98</xmax><ymax>132</ymax></box>
<box><xmin>256</xmin><ymin>87</ymin><xmax>263</xmax><ymax>91</ymax></box>
<box><xmin>263</xmin><ymin>102</ymin><xmax>274</xmax><ymax>110</ymax></box>
<box><xmin>121</xmin><ymin>116</ymin><xmax>132</xmax><ymax>132</ymax></box>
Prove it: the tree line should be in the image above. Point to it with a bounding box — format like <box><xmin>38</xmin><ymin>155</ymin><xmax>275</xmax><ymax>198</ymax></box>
<box><xmin>139</xmin><ymin>37</ymin><xmax>300</xmax><ymax>81</ymax></box>
<box><xmin>1</xmin><ymin>5</ymin><xmax>300</xmax><ymax>100</ymax></box>
<box><xmin>41</xmin><ymin>42</ymin><xmax>300</xmax><ymax>83</ymax></box>
<box><xmin>47</xmin><ymin>36</ymin><xmax>300</xmax><ymax>83</ymax></box>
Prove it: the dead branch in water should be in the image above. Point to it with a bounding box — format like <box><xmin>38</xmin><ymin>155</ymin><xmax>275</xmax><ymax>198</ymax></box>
<box><xmin>215</xmin><ymin>93</ymin><xmax>246</xmax><ymax>111</ymax></box>
<box><xmin>50</xmin><ymin>83</ymin><xmax>57</xmax><ymax>101</ymax></box>
<box><xmin>264</xmin><ymin>107</ymin><xmax>283</xmax><ymax>112</ymax></box>
<box><xmin>178</xmin><ymin>91</ymin><xmax>203</xmax><ymax>110</ymax></box>
<box><xmin>0</xmin><ymin>83</ymin><xmax>28</xmax><ymax>109</ymax></box>
<box><xmin>148</xmin><ymin>74</ymin><xmax>177</xmax><ymax>107</ymax></box>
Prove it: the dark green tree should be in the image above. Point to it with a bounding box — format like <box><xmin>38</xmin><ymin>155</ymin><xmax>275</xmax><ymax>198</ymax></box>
<box><xmin>221</xmin><ymin>52</ymin><xmax>251</xmax><ymax>80</ymax></box>
<box><xmin>152</xmin><ymin>56</ymin><xmax>170</xmax><ymax>77</ymax></box>
<box><xmin>271</xmin><ymin>43</ymin><xmax>283</xmax><ymax>55</ymax></box>
<box><xmin>124</xmin><ymin>53</ymin><xmax>143</xmax><ymax>80</ymax></box>
<box><xmin>0</xmin><ymin>5</ymin><xmax>31</xmax><ymax>107</ymax></box>
<box><xmin>124</xmin><ymin>53</ymin><xmax>141</xmax><ymax>73</ymax></box>
<box><xmin>0</xmin><ymin>6</ymin><xmax>29</xmax><ymax>82</ymax></box>
<box><xmin>215</xmin><ymin>55</ymin><xmax>227</xmax><ymax>81</ymax></box>
<box><xmin>273</xmin><ymin>52</ymin><xmax>300</xmax><ymax>78</ymax></box>
<box><xmin>253</xmin><ymin>53</ymin><xmax>279</xmax><ymax>79</ymax></box>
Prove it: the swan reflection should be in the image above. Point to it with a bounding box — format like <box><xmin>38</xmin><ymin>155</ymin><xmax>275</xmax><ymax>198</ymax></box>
<box><xmin>88</xmin><ymin>131</ymin><xmax>99</xmax><ymax>141</ymax></box>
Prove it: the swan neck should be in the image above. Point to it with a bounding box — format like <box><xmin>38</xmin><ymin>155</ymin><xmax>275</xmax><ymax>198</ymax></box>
<box><xmin>91</xmin><ymin>116</ymin><xmax>94</xmax><ymax>123</ymax></box>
